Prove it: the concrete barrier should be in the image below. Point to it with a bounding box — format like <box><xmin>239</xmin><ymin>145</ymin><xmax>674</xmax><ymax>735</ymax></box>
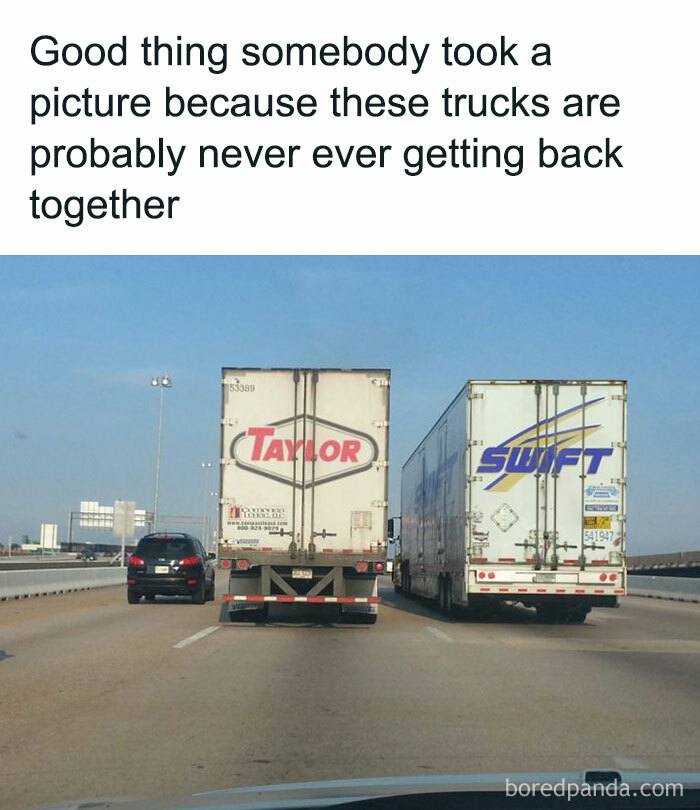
<box><xmin>0</xmin><ymin>566</ymin><xmax>126</xmax><ymax>600</ymax></box>
<box><xmin>628</xmin><ymin>575</ymin><xmax>700</xmax><ymax>604</ymax></box>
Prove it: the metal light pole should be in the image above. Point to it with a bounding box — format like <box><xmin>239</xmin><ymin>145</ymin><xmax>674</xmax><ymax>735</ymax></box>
<box><xmin>201</xmin><ymin>462</ymin><xmax>212</xmax><ymax>548</ymax></box>
<box><xmin>150</xmin><ymin>375</ymin><xmax>172</xmax><ymax>532</ymax></box>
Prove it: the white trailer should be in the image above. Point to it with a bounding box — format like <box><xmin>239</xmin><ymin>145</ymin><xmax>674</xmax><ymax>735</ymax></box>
<box><xmin>218</xmin><ymin>368</ymin><xmax>390</xmax><ymax>623</ymax></box>
<box><xmin>399</xmin><ymin>380</ymin><xmax>627</xmax><ymax>622</ymax></box>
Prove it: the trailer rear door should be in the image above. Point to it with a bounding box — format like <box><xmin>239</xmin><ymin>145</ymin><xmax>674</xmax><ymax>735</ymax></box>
<box><xmin>467</xmin><ymin>381</ymin><xmax>626</xmax><ymax>568</ymax></box>
<box><xmin>220</xmin><ymin>368</ymin><xmax>390</xmax><ymax>554</ymax></box>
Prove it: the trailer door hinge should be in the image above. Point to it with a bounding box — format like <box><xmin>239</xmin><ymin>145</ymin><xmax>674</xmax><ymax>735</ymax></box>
<box><xmin>468</xmin><ymin>392</ymin><xmax>484</xmax><ymax>400</ymax></box>
<box><xmin>468</xmin><ymin>475</ymin><xmax>483</xmax><ymax>483</ymax></box>
<box><xmin>611</xmin><ymin>478</ymin><xmax>626</xmax><ymax>485</ymax></box>
<box><xmin>373</xmin><ymin>420</ymin><xmax>389</xmax><ymax>428</ymax></box>
<box><xmin>467</xmin><ymin>439</ymin><xmax>483</xmax><ymax>447</ymax></box>
<box><xmin>372</xmin><ymin>378</ymin><xmax>390</xmax><ymax>387</ymax></box>
<box><xmin>612</xmin><ymin>394</ymin><xmax>627</xmax><ymax>401</ymax></box>
<box><xmin>372</xmin><ymin>461</ymin><xmax>389</xmax><ymax>468</ymax></box>
<box><xmin>372</xmin><ymin>500</ymin><xmax>389</xmax><ymax>508</ymax></box>
<box><xmin>611</xmin><ymin>441</ymin><xmax>626</xmax><ymax>448</ymax></box>
<box><xmin>220</xmin><ymin>418</ymin><xmax>236</xmax><ymax>426</ymax></box>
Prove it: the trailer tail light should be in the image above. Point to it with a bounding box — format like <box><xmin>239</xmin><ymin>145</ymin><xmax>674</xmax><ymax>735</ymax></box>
<box><xmin>355</xmin><ymin>561</ymin><xmax>369</xmax><ymax>573</ymax></box>
<box><xmin>128</xmin><ymin>555</ymin><xmax>144</xmax><ymax>566</ymax></box>
<box><xmin>374</xmin><ymin>561</ymin><xmax>385</xmax><ymax>573</ymax></box>
<box><xmin>235</xmin><ymin>559</ymin><xmax>250</xmax><ymax>571</ymax></box>
<box><xmin>609</xmin><ymin>573</ymin><xmax>618</xmax><ymax>582</ymax></box>
<box><xmin>478</xmin><ymin>572</ymin><xmax>486</xmax><ymax>579</ymax></box>
<box><xmin>220</xmin><ymin>559</ymin><xmax>231</xmax><ymax>569</ymax></box>
<box><xmin>180</xmin><ymin>556</ymin><xmax>200</xmax><ymax>566</ymax></box>
<box><xmin>599</xmin><ymin>573</ymin><xmax>608</xmax><ymax>582</ymax></box>
<box><xmin>487</xmin><ymin>572</ymin><xmax>495</xmax><ymax>579</ymax></box>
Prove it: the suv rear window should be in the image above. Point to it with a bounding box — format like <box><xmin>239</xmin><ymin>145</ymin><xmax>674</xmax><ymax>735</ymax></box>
<box><xmin>136</xmin><ymin>536</ymin><xmax>195</xmax><ymax>559</ymax></box>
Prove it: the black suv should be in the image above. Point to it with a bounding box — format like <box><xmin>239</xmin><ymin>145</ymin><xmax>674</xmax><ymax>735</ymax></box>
<box><xmin>127</xmin><ymin>533</ymin><xmax>216</xmax><ymax>604</ymax></box>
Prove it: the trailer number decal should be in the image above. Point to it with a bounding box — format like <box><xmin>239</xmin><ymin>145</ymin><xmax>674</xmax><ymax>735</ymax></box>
<box><xmin>476</xmin><ymin>397</ymin><xmax>614</xmax><ymax>492</ymax></box>
<box><xmin>230</xmin><ymin>415</ymin><xmax>379</xmax><ymax>488</ymax></box>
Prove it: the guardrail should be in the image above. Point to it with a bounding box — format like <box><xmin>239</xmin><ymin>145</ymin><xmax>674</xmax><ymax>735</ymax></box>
<box><xmin>628</xmin><ymin>575</ymin><xmax>700</xmax><ymax>604</ymax></box>
<box><xmin>0</xmin><ymin>567</ymin><xmax>126</xmax><ymax>600</ymax></box>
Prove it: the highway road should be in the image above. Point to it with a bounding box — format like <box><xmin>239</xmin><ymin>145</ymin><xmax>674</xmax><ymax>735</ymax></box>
<box><xmin>1</xmin><ymin>576</ymin><xmax>700</xmax><ymax>809</ymax></box>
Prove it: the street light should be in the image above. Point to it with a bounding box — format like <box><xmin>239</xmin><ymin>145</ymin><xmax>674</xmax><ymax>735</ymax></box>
<box><xmin>151</xmin><ymin>375</ymin><xmax>172</xmax><ymax>531</ymax></box>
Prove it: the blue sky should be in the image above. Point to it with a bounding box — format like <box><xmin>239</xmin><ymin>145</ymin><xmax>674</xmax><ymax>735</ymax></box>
<box><xmin>1</xmin><ymin>256</ymin><xmax>698</xmax><ymax>553</ymax></box>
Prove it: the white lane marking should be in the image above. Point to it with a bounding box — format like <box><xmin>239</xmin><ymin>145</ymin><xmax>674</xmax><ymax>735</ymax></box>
<box><xmin>424</xmin><ymin>626</ymin><xmax>454</xmax><ymax>643</ymax></box>
<box><xmin>612</xmin><ymin>756</ymin><xmax>647</xmax><ymax>769</ymax></box>
<box><xmin>173</xmin><ymin>625</ymin><xmax>220</xmax><ymax>649</ymax></box>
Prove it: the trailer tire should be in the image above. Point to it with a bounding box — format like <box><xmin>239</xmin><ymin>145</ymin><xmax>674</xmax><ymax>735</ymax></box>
<box><xmin>341</xmin><ymin>611</ymin><xmax>377</xmax><ymax>625</ymax></box>
<box><xmin>443</xmin><ymin>575</ymin><xmax>453</xmax><ymax>618</ymax></box>
<box><xmin>566</xmin><ymin>605</ymin><xmax>590</xmax><ymax>624</ymax></box>
<box><xmin>228</xmin><ymin>604</ymin><xmax>269</xmax><ymax>622</ymax></box>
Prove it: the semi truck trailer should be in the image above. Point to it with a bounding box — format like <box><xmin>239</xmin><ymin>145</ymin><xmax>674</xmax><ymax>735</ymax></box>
<box><xmin>399</xmin><ymin>380</ymin><xmax>627</xmax><ymax>623</ymax></box>
<box><xmin>218</xmin><ymin>368</ymin><xmax>390</xmax><ymax>623</ymax></box>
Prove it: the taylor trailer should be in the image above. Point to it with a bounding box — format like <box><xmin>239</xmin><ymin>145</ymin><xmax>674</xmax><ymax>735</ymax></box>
<box><xmin>218</xmin><ymin>368</ymin><xmax>390</xmax><ymax>623</ymax></box>
<box><xmin>399</xmin><ymin>380</ymin><xmax>627</xmax><ymax>622</ymax></box>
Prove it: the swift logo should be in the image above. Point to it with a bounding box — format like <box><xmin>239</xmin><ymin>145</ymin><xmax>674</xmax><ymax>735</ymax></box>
<box><xmin>230</xmin><ymin>416</ymin><xmax>378</xmax><ymax>489</ymax></box>
<box><xmin>476</xmin><ymin>397</ymin><xmax>613</xmax><ymax>492</ymax></box>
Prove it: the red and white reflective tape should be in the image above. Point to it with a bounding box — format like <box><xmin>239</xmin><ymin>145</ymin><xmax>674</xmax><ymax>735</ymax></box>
<box><xmin>222</xmin><ymin>595</ymin><xmax>380</xmax><ymax>604</ymax></box>
<box><xmin>477</xmin><ymin>586</ymin><xmax>625</xmax><ymax>595</ymax></box>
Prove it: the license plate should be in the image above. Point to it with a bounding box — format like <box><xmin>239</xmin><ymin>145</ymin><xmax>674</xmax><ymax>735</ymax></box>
<box><xmin>292</xmin><ymin>568</ymin><xmax>313</xmax><ymax>579</ymax></box>
<box><xmin>154</xmin><ymin>565</ymin><xmax>170</xmax><ymax>574</ymax></box>
<box><xmin>534</xmin><ymin>572</ymin><xmax>555</xmax><ymax>583</ymax></box>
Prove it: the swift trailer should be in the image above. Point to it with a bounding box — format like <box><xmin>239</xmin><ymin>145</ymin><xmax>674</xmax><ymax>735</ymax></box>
<box><xmin>399</xmin><ymin>380</ymin><xmax>627</xmax><ymax>623</ymax></box>
<box><xmin>218</xmin><ymin>368</ymin><xmax>391</xmax><ymax>624</ymax></box>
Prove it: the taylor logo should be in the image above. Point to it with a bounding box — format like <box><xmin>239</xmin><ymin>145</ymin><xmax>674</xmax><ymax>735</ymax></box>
<box><xmin>230</xmin><ymin>416</ymin><xmax>378</xmax><ymax>488</ymax></box>
<box><xmin>476</xmin><ymin>397</ymin><xmax>613</xmax><ymax>492</ymax></box>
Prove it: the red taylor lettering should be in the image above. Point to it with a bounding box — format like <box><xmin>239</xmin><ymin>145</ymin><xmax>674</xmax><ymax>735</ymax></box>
<box><xmin>247</xmin><ymin>427</ymin><xmax>360</xmax><ymax>462</ymax></box>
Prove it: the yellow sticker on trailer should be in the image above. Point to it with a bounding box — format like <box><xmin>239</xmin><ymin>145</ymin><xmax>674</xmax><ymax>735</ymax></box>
<box><xmin>584</xmin><ymin>516</ymin><xmax>611</xmax><ymax>529</ymax></box>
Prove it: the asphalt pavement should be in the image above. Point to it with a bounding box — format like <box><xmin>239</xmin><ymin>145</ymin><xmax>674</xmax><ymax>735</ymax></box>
<box><xmin>1</xmin><ymin>575</ymin><xmax>699</xmax><ymax>809</ymax></box>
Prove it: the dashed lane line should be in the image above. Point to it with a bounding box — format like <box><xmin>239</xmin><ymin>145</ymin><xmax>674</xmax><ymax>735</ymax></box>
<box><xmin>173</xmin><ymin>625</ymin><xmax>220</xmax><ymax>649</ymax></box>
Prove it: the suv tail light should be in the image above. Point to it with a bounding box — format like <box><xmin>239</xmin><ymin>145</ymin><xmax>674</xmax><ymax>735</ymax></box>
<box><xmin>235</xmin><ymin>559</ymin><xmax>250</xmax><ymax>571</ymax></box>
<box><xmin>128</xmin><ymin>555</ymin><xmax>144</xmax><ymax>566</ymax></box>
<box><xmin>180</xmin><ymin>556</ymin><xmax>201</xmax><ymax>566</ymax></box>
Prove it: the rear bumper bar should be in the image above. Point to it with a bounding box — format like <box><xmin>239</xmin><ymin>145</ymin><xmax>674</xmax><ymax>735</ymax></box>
<box><xmin>222</xmin><ymin>595</ymin><xmax>379</xmax><ymax>604</ymax></box>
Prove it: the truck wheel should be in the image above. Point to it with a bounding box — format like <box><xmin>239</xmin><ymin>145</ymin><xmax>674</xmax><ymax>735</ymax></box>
<box><xmin>192</xmin><ymin>582</ymin><xmax>206</xmax><ymax>605</ymax></box>
<box><xmin>566</xmin><ymin>605</ymin><xmax>590</xmax><ymax>624</ymax></box>
<box><xmin>127</xmin><ymin>589</ymin><xmax>140</xmax><ymax>604</ymax></box>
<box><xmin>251</xmin><ymin>604</ymin><xmax>269</xmax><ymax>622</ymax></box>
<box><xmin>341</xmin><ymin>611</ymin><xmax>377</xmax><ymax>625</ymax></box>
<box><xmin>536</xmin><ymin>604</ymin><xmax>558</xmax><ymax>623</ymax></box>
<box><xmin>443</xmin><ymin>576</ymin><xmax>453</xmax><ymax>617</ymax></box>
